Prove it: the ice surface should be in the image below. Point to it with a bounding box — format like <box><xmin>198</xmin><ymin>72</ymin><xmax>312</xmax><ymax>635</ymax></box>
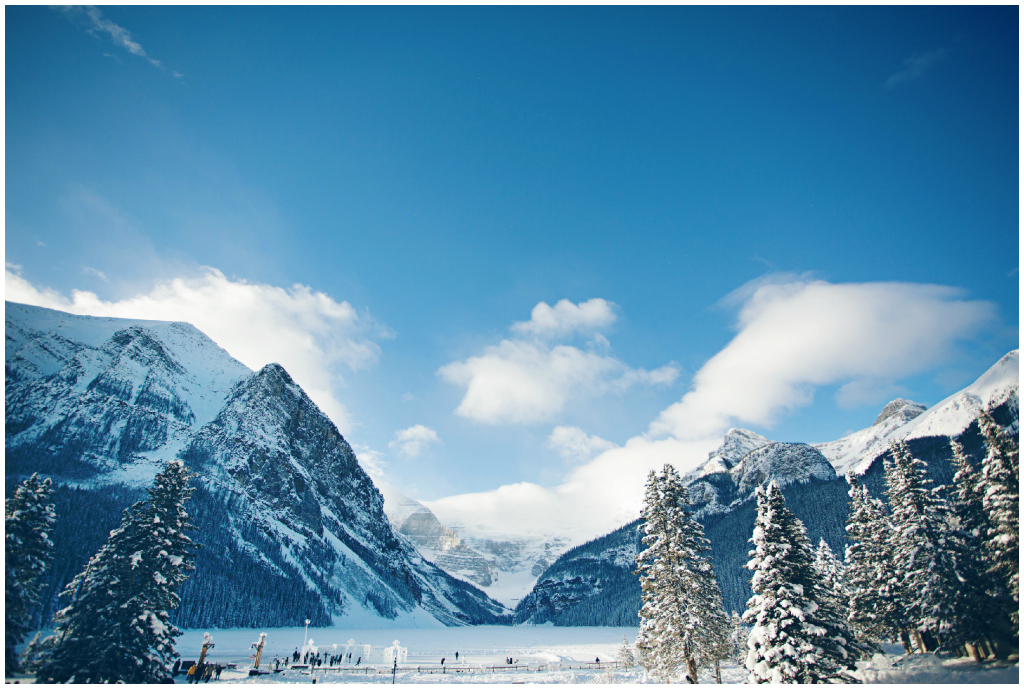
<box><xmin>172</xmin><ymin>626</ymin><xmax>1018</xmax><ymax>684</ymax></box>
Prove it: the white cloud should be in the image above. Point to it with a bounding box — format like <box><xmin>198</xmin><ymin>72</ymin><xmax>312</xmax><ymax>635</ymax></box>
<box><xmin>62</xmin><ymin>6</ymin><xmax>164</xmax><ymax>70</ymax></box>
<box><xmin>546</xmin><ymin>426</ymin><xmax>617</xmax><ymax>463</ymax></box>
<box><xmin>439</xmin><ymin>299</ymin><xmax>678</xmax><ymax>425</ymax></box>
<box><xmin>82</xmin><ymin>267</ymin><xmax>109</xmax><ymax>282</ymax></box>
<box><xmin>885</xmin><ymin>49</ymin><xmax>946</xmax><ymax>89</ymax></box>
<box><xmin>649</xmin><ymin>277</ymin><xmax>997</xmax><ymax>440</ymax></box>
<box><xmin>511</xmin><ymin>298</ymin><xmax>617</xmax><ymax>338</ymax></box>
<box><xmin>352</xmin><ymin>443</ymin><xmax>387</xmax><ymax>479</ymax></box>
<box><xmin>388</xmin><ymin>425</ymin><xmax>441</xmax><ymax>459</ymax></box>
<box><xmin>425</xmin><ymin>435</ymin><xmax>719</xmax><ymax>542</ymax></box>
<box><xmin>427</xmin><ymin>276</ymin><xmax>1000</xmax><ymax>547</ymax></box>
<box><xmin>439</xmin><ymin>338</ymin><xmax>679</xmax><ymax>425</ymax></box>
<box><xmin>5</xmin><ymin>266</ymin><xmax>388</xmax><ymax>433</ymax></box>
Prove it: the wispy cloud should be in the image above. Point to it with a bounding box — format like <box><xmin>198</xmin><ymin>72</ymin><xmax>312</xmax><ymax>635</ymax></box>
<box><xmin>650</xmin><ymin>276</ymin><xmax>997</xmax><ymax>440</ymax></box>
<box><xmin>61</xmin><ymin>6</ymin><xmax>178</xmax><ymax>75</ymax></box>
<box><xmin>81</xmin><ymin>266</ymin><xmax>108</xmax><ymax>282</ymax></box>
<box><xmin>886</xmin><ymin>49</ymin><xmax>946</xmax><ymax>89</ymax></box>
<box><xmin>546</xmin><ymin>426</ymin><xmax>617</xmax><ymax>464</ymax></box>
<box><xmin>389</xmin><ymin>425</ymin><xmax>441</xmax><ymax>459</ymax></box>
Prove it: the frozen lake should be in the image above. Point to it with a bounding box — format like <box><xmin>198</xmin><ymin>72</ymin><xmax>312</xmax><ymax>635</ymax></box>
<box><xmin>176</xmin><ymin>626</ymin><xmax>1019</xmax><ymax>685</ymax></box>
<box><xmin>179</xmin><ymin>625</ymin><xmax>637</xmax><ymax>667</ymax></box>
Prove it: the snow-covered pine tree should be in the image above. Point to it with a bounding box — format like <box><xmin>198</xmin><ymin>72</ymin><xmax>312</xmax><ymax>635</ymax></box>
<box><xmin>814</xmin><ymin>539</ymin><xmax>846</xmax><ymax>603</ymax></box>
<box><xmin>617</xmin><ymin>633</ymin><xmax>636</xmax><ymax>668</ymax></box>
<box><xmin>635</xmin><ymin>464</ymin><xmax>730</xmax><ymax>683</ymax></box>
<box><xmin>884</xmin><ymin>440</ymin><xmax>976</xmax><ymax>653</ymax></box>
<box><xmin>728</xmin><ymin>612</ymin><xmax>748</xmax><ymax>664</ymax></box>
<box><xmin>844</xmin><ymin>479</ymin><xmax>900</xmax><ymax>649</ymax></box>
<box><xmin>948</xmin><ymin>440</ymin><xmax>1012</xmax><ymax>659</ymax></box>
<box><xmin>36</xmin><ymin>461</ymin><xmax>198</xmax><ymax>684</ymax></box>
<box><xmin>744</xmin><ymin>482</ymin><xmax>859</xmax><ymax>684</ymax></box>
<box><xmin>5</xmin><ymin>473</ymin><xmax>56</xmax><ymax>674</ymax></box>
<box><xmin>976</xmin><ymin>408</ymin><xmax>1019</xmax><ymax>632</ymax></box>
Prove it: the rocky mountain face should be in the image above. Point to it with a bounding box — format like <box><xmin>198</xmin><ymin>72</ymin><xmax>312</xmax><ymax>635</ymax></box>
<box><xmin>512</xmin><ymin>519</ymin><xmax>642</xmax><ymax>626</ymax></box>
<box><xmin>378</xmin><ymin>483</ymin><xmax>498</xmax><ymax>588</ymax></box>
<box><xmin>514</xmin><ymin>351</ymin><xmax>1019</xmax><ymax>625</ymax></box>
<box><xmin>5</xmin><ymin>302</ymin><xmax>507</xmax><ymax>629</ymax></box>
<box><xmin>378</xmin><ymin>482</ymin><xmax>570</xmax><ymax>607</ymax></box>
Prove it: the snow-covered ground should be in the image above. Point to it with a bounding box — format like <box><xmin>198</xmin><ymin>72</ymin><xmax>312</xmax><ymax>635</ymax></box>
<box><xmin>175</xmin><ymin>626</ymin><xmax>1018</xmax><ymax>684</ymax></box>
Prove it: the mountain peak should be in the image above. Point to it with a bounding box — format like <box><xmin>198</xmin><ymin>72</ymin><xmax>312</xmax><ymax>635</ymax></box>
<box><xmin>873</xmin><ymin>398</ymin><xmax>926</xmax><ymax>426</ymax></box>
<box><xmin>689</xmin><ymin>428</ymin><xmax>772</xmax><ymax>480</ymax></box>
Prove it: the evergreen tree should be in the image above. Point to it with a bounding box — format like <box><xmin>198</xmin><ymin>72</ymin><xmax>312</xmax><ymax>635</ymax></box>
<box><xmin>635</xmin><ymin>464</ymin><xmax>730</xmax><ymax>683</ymax></box>
<box><xmin>814</xmin><ymin>539</ymin><xmax>846</xmax><ymax>603</ymax></box>
<box><xmin>728</xmin><ymin>612</ymin><xmax>748</xmax><ymax>664</ymax></box>
<box><xmin>884</xmin><ymin>440</ymin><xmax>976</xmax><ymax>653</ymax></box>
<box><xmin>976</xmin><ymin>408</ymin><xmax>1019</xmax><ymax>631</ymax></box>
<box><xmin>617</xmin><ymin>633</ymin><xmax>636</xmax><ymax>668</ymax></box>
<box><xmin>844</xmin><ymin>479</ymin><xmax>901</xmax><ymax>647</ymax></box>
<box><xmin>36</xmin><ymin>461</ymin><xmax>198</xmax><ymax>683</ymax></box>
<box><xmin>5</xmin><ymin>474</ymin><xmax>56</xmax><ymax>674</ymax></box>
<box><xmin>948</xmin><ymin>440</ymin><xmax>1011</xmax><ymax>658</ymax></box>
<box><xmin>744</xmin><ymin>482</ymin><xmax>859</xmax><ymax>683</ymax></box>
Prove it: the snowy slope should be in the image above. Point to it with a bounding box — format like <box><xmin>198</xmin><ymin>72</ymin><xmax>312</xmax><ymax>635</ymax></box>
<box><xmin>690</xmin><ymin>428</ymin><xmax>771</xmax><ymax>479</ymax></box>
<box><xmin>816</xmin><ymin>350</ymin><xmax>1019</xmax><ymax>476</ymax></box>
<box><xmin>378</xmin><ymin>483</ymin><xmax>500</xmax><ymax>590</ymax></box>
<box><xmin>6</xmin><ymin>302</ymin><xmax>252</xmax><ymax>488</ymax></box>
<box><xmin>813</xmin><ymin>400</ymin><xmax>926</xmax><ymax>477</ymax></box>
<box><xmin>5</xmin><ymin>302</ymin><xmax>506</xmax><ymax>629</ymax></box>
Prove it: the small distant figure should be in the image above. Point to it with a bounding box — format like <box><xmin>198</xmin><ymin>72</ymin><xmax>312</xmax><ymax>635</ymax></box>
<box><xmin>441</xmin><ymin>658</ymin><xmax>446</xmax><ymax>667</ymax></box>
<box><xmin>455</xmin><ymin>652</ymin><xmax>459</xmax><ymax>661</ymax></box>
<box><xmin>215</xmin><ymin>665</ymin><xmax>223</xmax><ymax>680</ymax></box>
<box><xmin>595</xmin><ymin>656</ymin><xmax>600</xmax><ymax>663</ymax></box>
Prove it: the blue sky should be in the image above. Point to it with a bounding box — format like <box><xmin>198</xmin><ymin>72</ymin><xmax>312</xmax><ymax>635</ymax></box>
<box><xmin>6</xmin><ymin>6</ymin><xmax>1018</xmax><ymax>510</ymax></box>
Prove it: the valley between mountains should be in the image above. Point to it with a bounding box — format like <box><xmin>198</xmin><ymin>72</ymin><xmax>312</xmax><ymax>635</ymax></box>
<box><xmin>5</xmin><ymin>301</ymin><xmax>1018</xmax><ymax>630</ymax></box>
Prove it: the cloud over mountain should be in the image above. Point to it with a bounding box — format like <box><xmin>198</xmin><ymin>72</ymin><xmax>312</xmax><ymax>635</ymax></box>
<box><xmin>5</xmin><ymin>266</ymin><xmax>387</xmax><ymax>433</ymax></box>
<box><xmin>650</xmin><ymin>277</ymin><xmax>998</xmax><ymax>440</ymax></box>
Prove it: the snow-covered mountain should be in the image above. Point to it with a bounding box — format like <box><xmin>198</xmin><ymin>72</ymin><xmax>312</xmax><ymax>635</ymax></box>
<box><xmin>5</xmin><ymin>302</ymin><xmax>507</xmax><ymax>629</ymax></box>
<box><xmin>377</xmin><ymin>483</ymin><xmax>569</xmax><ymax>607</ymax></box>
<box><xmin>515</xmin><ymin>350</ymin><xmax>1019</xmax><ymax>624</ymax></box>
<box><xmin>378</xmin><ymin>483</ymin><xmax>499</xmax><ymax>588</ymax></box>
<box><xmin>816</xmin><ymin>350</ymin><xmax>1018</xmax><ymax>476</ymax></box>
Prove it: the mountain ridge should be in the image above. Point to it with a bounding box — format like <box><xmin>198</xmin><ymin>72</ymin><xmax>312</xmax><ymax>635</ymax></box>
<box><xmin>5</xmin><ymin>301</ymin><xmax>507</xmax><ymax>629</ymax></box>
<box><xmin>514</xmin><ymin>351</ymin><xmax>1019</xmax><ymax>624</ymax></box>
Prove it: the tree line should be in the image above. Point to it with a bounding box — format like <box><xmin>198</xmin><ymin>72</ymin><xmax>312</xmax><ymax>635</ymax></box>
<box><xmin>632</xmin><ymin>405</ymin><xmax>1018</xmax><ymax>683</ymax></box>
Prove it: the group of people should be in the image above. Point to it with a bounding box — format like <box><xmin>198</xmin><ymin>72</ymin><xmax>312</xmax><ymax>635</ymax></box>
<box><xmin>176</xmin><ymin>661</ymin><xmax>222</xmax><ymax>683</ymax></box>
<box><xmin>504</xmin><ymin>657</ymin><xmax>518</xmax><ymax>665</ymax></box>
<box><xmin>281</xmin><ymin>648</ymin><xmax>361</xmax><ymax>668</ymax></box>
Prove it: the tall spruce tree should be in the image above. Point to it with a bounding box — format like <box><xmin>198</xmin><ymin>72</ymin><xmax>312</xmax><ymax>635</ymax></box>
<box><xmin>744</xmin><ymin>482</ymin><xmax>859</xmax><ymax>684</ymax></box>
<box><xmin>884</xmin><ymin>440</ymin><xmax>976</xmax><ymax>653</ymax></box>
<box><xmin>36</xmin><ymin>461</ymin><xmax>198</xmax><ymax>684</ymax></box>
<box><xmin>814</xmin><ymin>539</ymin><xmax>846</xmax><ymax>603</ymax></box>
<box><xmin>728</xmin><ymin>612</ymin><xmax>748</xmax><ymax>664</ymax></box>
<box><xmin>976</xmin><ymin>408</ymin><xmax>1019</xmax><ymax>631</ymax></box>
<box><xmin>5</xmin><ymin>474</ymin><xmax>56</xmax><ymax>675</ymax></box>
<box><xmin>844</xmin><ymin>479</ymin><xmax>901</xmax><ymax>648</ymax></box>
<box><xmin>948</xmin><ymin>440</ymin><xmax>1012</xmax><ymax>658</ymax></box>
<box><xmin>635</xmin><ymin>464</ymin><xmax>730</xmax><ymax>683</ymax></box>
